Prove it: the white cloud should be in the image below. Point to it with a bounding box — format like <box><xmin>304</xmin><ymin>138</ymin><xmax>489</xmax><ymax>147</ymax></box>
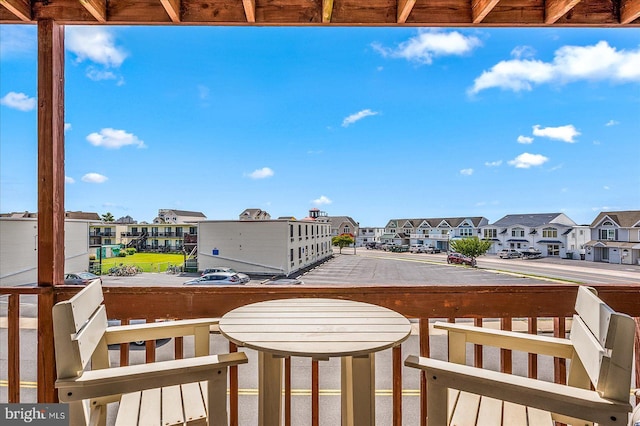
<box><xmin>86</xmin><ymin>128</ymin><xmax>146</xmax><ymax>149</ymax></box>
<box><xmin>197</xmin><ymin>85</ymin><xmax>210</xmax><ymax>100</ymax></box>
<box><xmin>603</xmin><ymin>186</ymin><xmax>610</xmax><ymax>190</ymax></box>
<box><xmin>86</xmin><ymin>67</ymin><xmax>117</xmax><ymax>82</ymax></box>
<box><xmin>247</xmin><ymin>167</ymin><xmax>274</xmax><ymax>179</ymax></box>
<box><xmin>469</xmin><ymin>41</ymin><xmax>640</xmax><ymax>94</ymax></box>
<box><xmin>511</xmin><ymin>45</ymin><xmax>536</xmax><ymax>59</ymax></box>
<box><xmin>532</xmin><ymin>124</ymin><xmax>580</xmax><ymax>143</ymax></box>
<box><xmin>313</xmin><ymin>195</ymin><xmax>332</xmax><ymax>205</ymax></box>
<box><xmin>484</xmin><ymin>160</ymin><xmax>502</xmax><ymax>167</ymax></box>
<box><xmin>1</xmin><ymin>92</ymin><xmax>36</xmax><ymax>111</ymax></box>
<box><xmin>64</xmin><ymin>123</ymin><xmax>72</xmax><ymax>132</ymax></box>
<box><xmin>460</xmin><ymin>168</ymin><xmax>474</xmax><ymax>176</ymax></box>
<box><xmin>66</xmin><ymin>27</ymin><xmax>127</xmax><ymax>67</ymax></box>
<box><xmin>342</xmin><ymin>109</ymin><xmax>379</xmax><ymax>127</ymax></box>
<box><xmin>517</xmin><ymin>135</ymin><xmax>534</xmax><ymax>144</ymax></box>
<box><xmin>81</xmin><ymin>173</ymin><xmax>108</xmax><ymax>183</ymax></box>
<box><xmin>508</xmin><ymin>153</ymin><xmax>549</xmax><ymax>168</ymax></box>
<box><xmin>65</xmin><ymin>176</ymin><xmax>75</xmax><ymax>184</ymax></box>
<box><xmin>372</xmin><ymin>29</ymin><xmax>481</xmax><ymax>65</ymax></box>
<box><xmin>605</xmin><ymin>120</ymin><xmax>619</xmax><ymax>126</ymax></box>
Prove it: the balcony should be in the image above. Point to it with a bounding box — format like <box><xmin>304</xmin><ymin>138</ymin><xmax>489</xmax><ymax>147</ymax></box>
<box><xmin>2</xmin><ymin>284</ymin><xmax>639</xmax><ymax>425</ymax></box>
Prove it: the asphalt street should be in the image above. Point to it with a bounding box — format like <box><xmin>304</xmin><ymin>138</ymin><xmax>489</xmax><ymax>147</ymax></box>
<box><xmin>1</xmin><ymin>251</ymin><xmax>638</xmax><ymax>425</ymax></box>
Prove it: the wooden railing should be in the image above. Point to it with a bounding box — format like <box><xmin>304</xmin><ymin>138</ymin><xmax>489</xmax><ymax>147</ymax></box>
<box><xmin>2</xmin><ymin>284</ymin><xmax>639</xmax><ymax>426</ymax></box>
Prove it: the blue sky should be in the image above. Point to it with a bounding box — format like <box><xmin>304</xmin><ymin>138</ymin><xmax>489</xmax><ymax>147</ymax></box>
<box><xmin>1</xmin><ymin>25</ymin><xmax>639</xmax><ymax>226</ymax></box>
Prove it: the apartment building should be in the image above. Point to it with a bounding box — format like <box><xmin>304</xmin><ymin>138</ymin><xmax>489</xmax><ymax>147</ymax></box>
<box><xmin>198</xmin><ymin>217</ymin><xmax>333</xmax><ymax>276</ymax></box>
<box><xmin>356</xmin><ymin>227</ymin><xmax>385</xmax><ymax>247</ymax></box>
<box><xmin>585</xmin><ymin>210</ymin><xmax>640</xmax><ymax>265</ymax></box>
<box><xmin>117</xmin><ymin>209</ymin><xmax>205</xmax><ymax>252</ymax></box>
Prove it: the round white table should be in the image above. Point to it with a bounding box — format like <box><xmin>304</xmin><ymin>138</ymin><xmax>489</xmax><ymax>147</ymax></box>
<box><xmin>219</xmin><ymin>298</ymin><xmax>411</xmax><ymax>426</ymax></box>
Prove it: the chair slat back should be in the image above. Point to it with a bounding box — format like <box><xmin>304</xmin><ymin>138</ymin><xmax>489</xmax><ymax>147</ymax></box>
<box><xmin>53</xmin><ymin>280</ymin><xmax>108</xmax><ymax>380</ymax></box>
<box><xmin>570</xmin><ymin>286</ymin><xmax>635</xmax><ymax>402</ymax></box>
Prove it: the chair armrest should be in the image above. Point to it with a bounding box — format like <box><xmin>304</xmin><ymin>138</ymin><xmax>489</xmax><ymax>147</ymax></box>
<box><xmin>56</xmin><ymin>351</ymin><xmax>247</xmax><ymax>402</ymax></box>
<box><xmin>405</xmin><ymin>355</ymin><xmax>631</xmax><ymax>426</ymax></box>
<box><xmin>434</xmin><ymin>321</ymin><xmax>575</xmax><ymax>358</ymax></box>
<box><xmin>105</xmin><ymin>318</ymin><xmax>219</xmax><ymax>345</ymax></box>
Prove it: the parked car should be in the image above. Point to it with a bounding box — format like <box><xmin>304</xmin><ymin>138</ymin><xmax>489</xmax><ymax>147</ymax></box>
<box><xmin>64</xmin><ymin>272</ymin><xmax>102</xmax><ymax>285</ymax></box>
<box><xmin>410</xmin><ymin>244</ymin><xmax>428</xmax><ymax>253</ymax></box>
<box><xmin>107</xmin><ymin>319</ymin><xmax>171</xmax><ymax>348</ymax></box>
<box><xmin>184</xmin><ymin>271</ymin><xmax>247</xmax><ymax>285</ymax></box>
<box><xmin>447</xmin><ymin>252</ymin><xmax>477</xmax><ymax>267</ymax></box>
<box><xmin>201</xmin><ymin>266</ymin><xmax>250</xmax><ymax>283</ymax></box>
<box><xmin>498</xmin><ymin>249</ymin><xmax>521</xmax><ymax>259</ymax></box>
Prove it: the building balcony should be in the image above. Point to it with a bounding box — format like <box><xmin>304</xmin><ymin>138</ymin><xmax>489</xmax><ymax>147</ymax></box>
<box><xmin>1</xmin><ymin>284</ymin><xmax>638</xmax><ymax>425</ymax></box>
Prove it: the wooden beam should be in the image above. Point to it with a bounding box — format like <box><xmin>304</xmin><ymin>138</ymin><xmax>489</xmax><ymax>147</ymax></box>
<box><xmin>621</xmin><ymin>0</ymin><xmax>640</xmax><ymax>24</ymax></box>
<box><xmin>242</xmin><ymin>0</ymin><xmax>255</xmax><ymax>23</ymax></box>
<box><xmin>545</xmin><ymin>0</ymin><xmax>583</xmax><ymax>24</ymax></box>
<box><xmin>160</xmin><ymin>0</ymin><xmax>180</xmax><ymax>22</ymax></box>
<box><xmin>322</xmin><ymin>0</ymin><xmax>333</xmax><ymax>23</ymax></box>
<box><xmin>0</xmin><ymin>0</ymin><xmax>31</xmax><ymax>21</ymax></box>
<box><xmin>37</xmin><ymin>19</ymin><xmax>65</xmax><ymax>403</ymax></box>
<box><xmin>79</xmin><ymin>0</ymin><xmax>106</xmax><ymax>22</ymax></box>
<box><xmin>397</xmin><ymin>0</ymin><xmax>416</xmax><ymax>23</ymax></box>
<box><xmin>472</xmin><ymin>0</ymin><xmax>500</xmax><ymax>23</ymax></box>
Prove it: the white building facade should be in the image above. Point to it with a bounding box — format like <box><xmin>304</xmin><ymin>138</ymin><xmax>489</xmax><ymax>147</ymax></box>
<box><xmin>0</xmin><ymin>217</ymin><xmax>91</xmax><ymax>286</ymax></box>
<box><xmin>198</xmin><ymin>219</ymin><xmax>333</xmax><ymax>276</ymax></box>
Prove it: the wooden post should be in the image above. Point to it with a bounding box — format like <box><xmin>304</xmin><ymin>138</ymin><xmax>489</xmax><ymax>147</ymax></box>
<box><xmin>37</xmin><ymin>18</ymin><xmax>65</xmax><ymax>403</ymax></box>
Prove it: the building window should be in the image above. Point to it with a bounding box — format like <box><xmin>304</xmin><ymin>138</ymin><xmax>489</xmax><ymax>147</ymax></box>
<box><xmin>547</xmin><ymin>244</ymin><xmax>560</xmax><ymax>256</ymax></box>
<box><xmin>459</xmin><ymin>228</ymin><xmax>473</xmax><ymax>237</ymax></box>
<box><xmin>483</xmin><ymin>229</ymin><xmax>497</xmax><ymax>238</ymax></box>
<box><xmin>512</xmin><ymin>228</ymin><xmax>524</xmax><ymax>237</ymax></box>
<box><xmin>542</xmin><ymin>227</ymin><xmax>557</xmax><ymax>238</ymax></box>
<box><xmin>599</xmin><ymin>229</ymin><xmax>616</xmax><ymax>240</ymax></box>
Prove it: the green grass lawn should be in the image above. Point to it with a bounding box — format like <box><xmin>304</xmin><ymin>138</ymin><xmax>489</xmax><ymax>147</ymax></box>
<box><xmin>98</xmin><ymin>253</ymin><xmax>186</xmax><ymax>273</ymax></box>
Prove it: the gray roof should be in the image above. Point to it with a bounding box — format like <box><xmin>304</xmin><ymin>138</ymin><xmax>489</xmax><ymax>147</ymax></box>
<box><xmin>386</xmin><ymin>217</ymin><xmax>488</xmax><ymax>228</ymax></box>
<box><xmin>490</xmin><ymin>213</ymin><xmax>575</xmax><ymax>228</ymax></box>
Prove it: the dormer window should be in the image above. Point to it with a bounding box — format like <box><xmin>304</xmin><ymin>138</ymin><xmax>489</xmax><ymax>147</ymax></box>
<box><xmin>542</xmin><ymin>227</ymin><xmax>557</xmax><ymax>238</ymax></box>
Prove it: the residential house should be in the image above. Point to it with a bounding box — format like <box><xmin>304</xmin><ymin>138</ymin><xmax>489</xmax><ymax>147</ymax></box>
<box><xmin>482</xmin><ymin>213</ymin><xmax>588</xmax><ymax>258</ymax></box>
<box><xmin>585</xmin><ymin>210</ymin><xmax>640</xmax><ymax>265</ymax></box>
<box><xmin>382</xmin><ymin>217</ymin><xmax>489</xmax><ymax>251</ymax></box>
<box><xmin>198</xmin><ymin>217</ymin><xmax>333</xmax><ymax>276</ymax></box>
<box><xmin>239</xmin><ymin>208</ymin><xmax>271</xmax><ymax>221</ymax></box>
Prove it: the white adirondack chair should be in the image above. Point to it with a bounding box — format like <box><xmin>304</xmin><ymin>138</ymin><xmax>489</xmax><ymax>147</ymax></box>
<box><xmin>405</xmin><ymin>286</ymin><xmax>636</xmax><ymax>426</ymax></box>
<box><xmin>53</xmin><ymin>280</ymin><xmax>247</xmax><ymax>426</ymax></box>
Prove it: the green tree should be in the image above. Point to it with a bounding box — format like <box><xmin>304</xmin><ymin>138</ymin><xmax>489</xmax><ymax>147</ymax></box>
<box><xmin>101</xmin><ymin>212</ymin><xmax>115</xmax><ymax>222</ymax></box>
<box><xmin>450</xmin><ymin>237</ymin><xmax>492</xmax><ymax>263</ymax></box>
<box><xmin>332</xmin><ymin>234</ymin><xmax>354</xmax><ymax>254</ymax></box>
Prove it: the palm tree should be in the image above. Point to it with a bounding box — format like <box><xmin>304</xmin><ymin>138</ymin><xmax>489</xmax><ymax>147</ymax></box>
<box><xmin>101</xmin><ymin>212</ymin><xmax>115</xmax><ymax>222</ymax></box>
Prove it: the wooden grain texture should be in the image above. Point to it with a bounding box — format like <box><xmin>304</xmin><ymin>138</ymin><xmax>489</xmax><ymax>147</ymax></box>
<box><xmin>1</xmin><ymin>0</ymin><xmax>636</xmax><ymax>25</ymax></box>
<box><xmin>219</xmin><ymin>298</ymin><xmax>411</xmax><ymax>358</ymax></box>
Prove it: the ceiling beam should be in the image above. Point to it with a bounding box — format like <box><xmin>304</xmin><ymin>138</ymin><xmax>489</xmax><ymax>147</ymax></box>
<box><xmin>242</xmin><ymin>0</ymin><xmax>255</xmax><ymax>22</ymax></box>
<box><xmin>79</xmin><ymin>0</ymin><xmax>106</xmax><ymax>23</ymax></box>
<box><xmin>160</xmin><ymin>0</ymin><xmax>181</xmax><ymax>23</ymax></box>
<box><xmin>397</xmin><ymin>0</ymin><xmax>416</xmax><ymax>23</ymax></box>
<box><xmin>620</xmin><ymin>0</ymin><xmax>640</xmax><ymax>24</ymax></box>
<box><xmin>545</xmin><ymin>0</ymin><xmax>582</xmax><ymax>24</ymax></box>
<box><xmin>0</xmin><ymin>0</ymin><xmax>31</xmax><ymax>21</ymax></box>
<box><xmin>323</xmin><ymin>0</ymin><xmax>334</xmax><ymax>23</ymax></box>
<box><xmin>472</xmin><ymin>0</ymin><xmax>500</xmax><ymax>23</ymax></box>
